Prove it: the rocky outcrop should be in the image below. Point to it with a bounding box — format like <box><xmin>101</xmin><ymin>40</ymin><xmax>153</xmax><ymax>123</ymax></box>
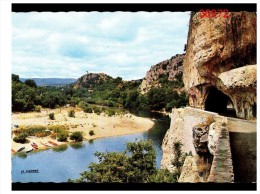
<box><xmin>161</xmin><ymin>107</ymin><xmax>218</xmax><ymax>172</ymax></box>
<box><xmin>217</xmin><ymin>65</ymin><xmax>256</xmax><ymax>119</ymax></box>
<box><xmin>73</xmin><ymin>73</ymin><xmax>112</xmax><ymax>89</ymax></box>
<box><xmin>183</xmin><ymin>12</ymin><xmax>256</xmax><ymax>120</ymax></box>
<box><xmin>161</xmin><ymin>107</ymin><xmax>235</xmax><ymax>183</ymax></box>
<box><xmin>192</xmin><ymin>125</ymin><xmax>210</xmax><ymax>155</ymax></box>
<box><xmin>139</xmin><ymin>54</ymin><xmax>185</xmax><ymax>94</ymax></box>
<box><xmin>161</xmin><ymin>108</ymin><xmax>185</xmax><ymax>172</ymax></box>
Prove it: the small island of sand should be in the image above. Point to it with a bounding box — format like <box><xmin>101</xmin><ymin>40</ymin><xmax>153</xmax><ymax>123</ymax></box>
<box><xmin>12</xmin><ymin>107</ymin><xmax>154</xmax><ymax>152</ymax></box>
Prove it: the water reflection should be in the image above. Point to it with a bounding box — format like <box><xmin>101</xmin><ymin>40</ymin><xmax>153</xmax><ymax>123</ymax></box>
<box><xmin>88</xmin><ymin>139</ymin><xmax>94</xmax><ymax>144</ymax></box>
<box><xmin>70</xmin><ymin>142</ymin><xmax>85</xmax><ymax>150</ymax></box>
<box><xmin>16</xmin><ymin>152</ymin><xmax>27</xmax><ymax>159</ymax></box>
<box><xmin>52</xmin><ymin>144</ymin><xmax>68</xmax><ymax>152</ymax></box>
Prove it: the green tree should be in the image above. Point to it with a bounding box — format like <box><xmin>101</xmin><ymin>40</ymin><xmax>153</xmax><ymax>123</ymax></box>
<box><xmin>147</xmin><ymin>87</ymin><xmax>166</xmax><ymax>110</ymax></box>
<box><xmin>75</xmin><ymin>152</ymin><xmax>128</xmax><ymax>183</ymax></box>
<box><xmin>124</xmin><ymin>90</ymin><xmax>139</xmax><ymax>109</ymax></box>
<box><xmin>24</xmin><ymin>79</ymin><xmax>37</xmax><ymax>88</ymax></box>
<box><xmin>70</xmin><ymin>140</ymin><xmax>159</xmax><ymax>183</ymax></box>
<box><xmin>12</xmin><ymin>74</ymin><xmax>20</xmax><ymax>82</ymax></box>
<box><xmin>125</xmin><ymin>140</ymin><xmax>157</xmax><ymax>182</ymax></box>
<box><xmin>12</xmin><ymin>83</ymin><xmax>36</xmax><ymax>112</ymax></box>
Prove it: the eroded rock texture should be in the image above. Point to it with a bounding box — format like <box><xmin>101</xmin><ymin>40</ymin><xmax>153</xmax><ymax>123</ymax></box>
<box><xmin>139</xmin><ymin>54</ymin><xmax>185</xmax><ymax>94</ymax></box>
<box><xmin>192</xmin><ymin>125</ymin><xmax>210</xmax><ymax>155</ymax></box>
<box><xmin>184</xmin><ymin>12</ymin><xmax>256</xmax><ymax>120</ymax></box>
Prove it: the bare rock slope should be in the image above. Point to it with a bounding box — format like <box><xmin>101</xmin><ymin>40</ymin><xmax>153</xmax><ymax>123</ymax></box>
<box><xmin>139</xmin><ymin>54</ymin><xmax>185</xmax><ymax>94</ymax></box>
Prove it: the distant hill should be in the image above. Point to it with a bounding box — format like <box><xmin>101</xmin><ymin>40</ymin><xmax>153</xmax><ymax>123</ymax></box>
<box><xmin>73</xmin><ymin>73</ymin><xmax>113</xmax><ymax>89</ymax></box>
<box><xmin>20</xmin><ymin>78</ymin><xmax>77</xmax><ymax>86</ymax></box>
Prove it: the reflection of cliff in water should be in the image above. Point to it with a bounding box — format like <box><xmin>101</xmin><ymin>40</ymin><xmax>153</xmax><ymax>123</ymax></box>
<box><xmin>229</xmin><ymin>132</ymin><xmax>256</xmax><ymax>183</ymax></box>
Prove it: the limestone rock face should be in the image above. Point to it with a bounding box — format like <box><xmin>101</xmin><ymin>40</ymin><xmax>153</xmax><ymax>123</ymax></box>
<box><xmin>179</xmin><ymin>155</ymin><xmax>213</xmax><ymax>183</ymax></box>
<box><xmin>161</xmin><ymin>108</ymin><xmax>184</xmax><ymax>172</ymax></box>
<box><xmin>207</xmin><ymin>122</ymin><xmax>218</xmax><ymax>155</ymax></box>
<box><xmin>178</xmin><ymin>156</ymin><xmax>205</xmax><ymax>182</ymax></box>
<box><xmin>192</xmin><ymin>125</ymin><xmax>209</xmax><ymax>155</ymax></box>
<box><xmin>217</xmin><ymin>65</ymin><xmax>256</xmax><ymax>119</ymax></box>
<box><xmin>218</xmin><ymin>65</ymin><xmax>256</xmax><ymax>89</ymax></box>
<box><xmin>139</xmin><ymin>54</ymin><xmax>185</xmax><ymax>94</ymax></box>
<box><xmin>183</xmin><ymin>12</ymin><xmax>256</xmax><ymax>120</ymax></box>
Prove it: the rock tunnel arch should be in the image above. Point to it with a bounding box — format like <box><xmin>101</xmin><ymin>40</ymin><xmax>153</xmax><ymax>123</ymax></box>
<box><xmin>205</xmin><ymin>86</ymin><xmax>235</xmax><ymax>117</ymax></box>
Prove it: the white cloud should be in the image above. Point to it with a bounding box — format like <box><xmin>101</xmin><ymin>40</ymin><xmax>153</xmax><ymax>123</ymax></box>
<box><xmin>12</xmin><ymin>12</ymin><xmax>190</xmax><ymax>80</ymax></box>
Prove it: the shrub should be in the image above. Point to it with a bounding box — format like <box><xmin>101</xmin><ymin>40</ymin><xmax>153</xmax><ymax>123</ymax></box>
<box><xmin>68</xmin><ymin>109</ymin><xmax>75</xmax><ymax>117</ymax></box>
<box><xmin>34</xmin><ymin>105</ymin><xmax>41</xmax><ymax>112</ymax></box>
<box><xmin>70</xmin><ymin>131</ymin><xmax>83</xmax><ymax>142</ymax></box>
<box><xmin>172</xmin><ymin>141</ymin><xmax>184</xmax><ymax>176</ymax></box>
<box><xmin>48</xmin><ymin>125</ymin><xmax>69</xmax><ymax>141</ymax></box>
<box><xmin>148</xmin><ymin>169</ymin><xmax>177</xmax><ymax>183</ymax></box>
<box><xmin>14</xmin><ymin>125</ymin><xmax>50</xmax><ymax>137</ymax></box>
<box><xmin>49</xmin><ymin>112</ymin><xmax>55</xmax><ymax>120</ymax></box>
<box><xmin>89</xmin><ymin>130</ymin><xmax>95</xmax><ymax>136</ymax></box>
<box><xmin>84</xmin><ymin>107</ymin><xmax>93</xmax><ymax>113</ymax></box>
<box><xmin>101</xmin><ymin>107</ymin><xmax>106</xmax><ymax>112</ymax></box>
<box><xmin>57</xmin><ymin>131</ymin><xmax>68</xmax><ymax>142</ymax></box>
<box><xmin>106</xmin><ymin>109</ymin><xmax>116</xmax><ymax>117</ymax></box>
<box><xmin>78</xmin><ymin>101</ymin><xmax>89</xmax><ymax>109</ymax></box>
<box><xmin>13</xmin><ymin>133</ymin><xmax>28</xmax><ymax>143</ymax></box>
<box><xmin>93</xmin><ymin>106</ymin><xmax>101</xmax><ymax>115</ymax></box>
<box><xmin>48</xmin><ymin>125</ymin><xmax>69</xmax><ymax>133</ymax></box>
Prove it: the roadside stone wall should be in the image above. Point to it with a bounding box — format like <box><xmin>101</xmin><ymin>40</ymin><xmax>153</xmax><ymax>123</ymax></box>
<box><xmin>162</xmin><ymin>107</ymin><xmax>235</xmax><ymax>182</ymax></box>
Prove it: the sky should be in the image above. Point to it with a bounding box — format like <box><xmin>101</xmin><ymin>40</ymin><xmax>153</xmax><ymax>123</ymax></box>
<box><xmin>12</xmin><ymin>12</ymin><xmax>190</xmax><ymax>80</ymax></box>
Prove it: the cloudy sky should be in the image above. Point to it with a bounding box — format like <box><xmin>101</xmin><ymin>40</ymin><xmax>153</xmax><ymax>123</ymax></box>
<box><xmin>12</xmin><ymin>12</ymin><xmax>190</xmax><ymax>80</ymax></box>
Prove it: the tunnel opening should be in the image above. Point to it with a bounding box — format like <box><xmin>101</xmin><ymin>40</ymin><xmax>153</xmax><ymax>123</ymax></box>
<box><xmin>205</xmin><ymin>87</ymin><xmax>236</xmax><ymax>117</ymax></box>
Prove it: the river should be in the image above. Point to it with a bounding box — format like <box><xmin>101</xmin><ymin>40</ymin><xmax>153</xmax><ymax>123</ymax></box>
<box><xmin>12</xmin><ymin>111</ymin><xmax>170</xmax><ymax>183</ymax></box>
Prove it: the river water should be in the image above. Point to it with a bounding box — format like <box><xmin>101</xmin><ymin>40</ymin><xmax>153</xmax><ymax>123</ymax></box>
<box><xmin>12</xmin><ymin>111</ymin><xmax>170</xmax><ymax>183</ymax></box>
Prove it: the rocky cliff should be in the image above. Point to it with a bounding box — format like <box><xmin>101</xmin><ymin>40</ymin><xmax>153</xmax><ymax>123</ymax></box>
<box><xmin>139</xmin><ymin>54</ymin><xmax>185</xmax><ymax>94</ymax></box>
<box><xmin>184</xmin><ymin>12</ymin><xmax>256</xmax><ymax>120</ymax></box>
<box><xmin>73</xmin><ymin>73</ymin><xmax>112</xmax><ymax>89</ymax></box>
<box><xmin>161</xmin><ymin>11</ymin><xmax>256</xmax><ymax>183</ymax></box>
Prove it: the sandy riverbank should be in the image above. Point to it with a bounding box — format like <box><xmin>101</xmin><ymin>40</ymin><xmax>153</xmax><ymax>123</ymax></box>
<box><xmin>11</xmin><ymin>108</ymin><xmax>154</xmax><ymax>152</ymax></box>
